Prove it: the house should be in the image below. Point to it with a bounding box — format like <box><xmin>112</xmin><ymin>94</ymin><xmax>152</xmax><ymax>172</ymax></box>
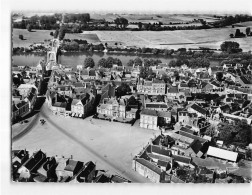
<box><xmin>172</xmin><ymin>154</ymin><xmax>193</xmax><ymax>168</ymax></box>
<box><xmin>51</xmin><ymin>102</ymin><xmax>67</xmax><ymax>116</ymax></box>
<box><xmin>24</xmin><ymin>87</ymin><xmax>37</xmax><ymax>112</ymax></box>
<box><xmin>166</xmin><ymin>132</ymin><xmax>194</xmax><ymax>149</ymax></box>
<box><xmin>97</xmin><ymin>97</ymin><xmax>127</xmax><ymax>118</ymax></box>
<box><xmin>110</xmin><ymin>175</ymin><xmax>131</xmax><ymax>183</ymax></box>
<box><xmin>12</xmin><ymin>100</ymin><xmax>30</xmax><ymax>122</ymax></box>
<box><xmin>188</xmin><ymin>103</ymin><xmax>208</xmax><ymax>117</ymax></box>
<box><xmin>137</xmin><ymin>79</ymin><xmax>166</xmax><ymax>95</ymax></box>
<box><xmin>140</xmin><ymin>109</ymin><xmax>159</xmax><ymax>130</ymax></box>
<box><xmin>166</xmin><ymin>86</ymin><xmax>179</xmax><ymax>100</ymax></box>
<box><xmin>37</xmin><ymin>157</ymin><xmax>57</xmax><ymax>181</ymax></box>
<box><xmin>157</xmin><ymin>111</ymin><xmax>172</xmax><ymax>125</ymax></box>
<box><xmin>55</xmin><ymin>158</ymin><xmax>84</xmax><ymax>181</ymax></box>
<box><xmin>55</xmin><ymin>85</ymin><xmax>72</xmax><ymax>97</ymax></box>
<box><xmin>18</xmin><ymin>150</ymin><xmax>47</xmax><ymax>179</ymax></box>
<box><xmin>17</xmin><ymin>84</ymin><xmax>38</xmax><ymax>97</ymax></box>
<box><xmin>70</xmin><ymin>161</ymin><xmax>96</xmax><ymax>183</ymax></box>
<box><xmin>206</xmin><ymin>146</ymin><xmax>238</xmax><ymax>162</ymax></box>
<box><xmin>236</xmin><ymin>76</ymin><xmax>252</xmax><ymax>89</ymax></box>
<box><xmin>145</xmin><ymin>103</ymin><xmax>168</xmax><ymax>111</ymax></box>
<box><xmin>12</xmin><ymin>150</ymin><xmax>29</xmax><ymax>179</ymax></box>
<box><xmin>132</xmin><ymin>157</ymin><xmax>165</xmax><ymax>183</ymax></box>
<box><xmin>71</xmin><ymin>93</ymin><xmax>95</xmax><ymax>118</ymax></box>
<box><xmin>93</xmin><ymin>174</ymin><xmax>111</xmax><ymax>183</ymax></box>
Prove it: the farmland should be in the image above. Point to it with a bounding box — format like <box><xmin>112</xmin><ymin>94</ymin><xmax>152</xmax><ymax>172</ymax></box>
<box><xmin>13</xmin><ymin>23</ymin><xmax>252</xmax><ymax>51</ymax></box>
<box><xmin>93</xmin><ymin>26</ymin><xmax>252</xmax><ymax>51</ymax></box>
<box><xmin>90</xmin><ymin>13</ymin><xmax>220</xmax><ymax>24</ymax></box>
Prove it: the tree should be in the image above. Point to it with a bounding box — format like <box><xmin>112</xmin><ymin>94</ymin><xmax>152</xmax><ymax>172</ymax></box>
<box><xmin>54</xmin><ymin>29</ymin><xmax>59</xmax><ymax>39</ymax></box>
<box><xmin>230</xmin><ymin>33</ymin><xmax>234</xmax><ymax>38</ymax></box>
<box><xmin>220</xmin><ymin>41</ymin><xmax>241</xmax><ymax>53</ymax></box>
<box><xmin>26</xmin><ymin>24</ymin><xmax>32</xmax><ymax>32</ymax></box>
<box><xmin>58</xmin><ymin>26</ymin><xmax>66</xmax><ymax>40</ymax></box>
<box><xmin>115</xmin><ymin>83</ymin><xmax>131</xmax><ymax>97</ymax></box>
<box><xmin>127</xmin><ymin>59</ymin><xmax>134</xmax><ymax>66</ymax></box>
<box><xmin>216</xmin><ymin>72</ymin><xmax>223</xmax><ymax>82</ymax></box>
<box><xmin>169</xmin><ymin>60</ymin><xmax>176</xmax><ymax>67</ymax></box>
<box><xmin>50</xmin><ymin>32</ymin><xmax>54</xmax><ymax>36</ymax></box>
<box><xmin>246</xmin><ymin>27</ymin><xmax>251</xmax><ymax>36</ymax></box>
<box><xmin>84</xmin><ymin>57</ymin><xmax>95</xmax><ymax>68</ymax></box>
<box><xmin>19</xmin><ymin>35</ymin><xmax>24</xmax><ymax>40</ymax></box>
<box><xmin>138</xmin><ymin>22</ymin><xmax>142</xmax><ymax>30</ymax></box>
<box><xmin>113</xmin><ymin>58</ymin><xmax>122</xmax><ymax>66</ymax></box>
<box><xmin>114</xmin><ymin>17</ymin><xmax>128</xmax><ymax>29</ymax></box>
<box><xmin>218</xmin><ymin>120</ymin><xmax>252</xmax><ymax>147</ymax></box>
<box><xmin>98</xmin><ymin>58</ymin><xmax>107</xmax><ymax>67</ymax></box>
<box><xmin>139</xmin><ymin>66</ymin><xmax>153</xmax><ymax>80</ymax></box>
<box><xmin>204</xmin><ymin>126</ymin><xmax>217</xmax><ymax>137</ymax></box>
<box><xmin>134</xmin><ymin>57</ymin><xmax>142</xmax><ymax>66</ymax></box>
<box><xmin>105</xmin><ymin>57</ymin><xmax>114</xmax><ymax>68</ymax></box>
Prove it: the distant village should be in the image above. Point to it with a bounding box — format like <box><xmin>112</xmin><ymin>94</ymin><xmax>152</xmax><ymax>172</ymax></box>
<box><xmin>11</xmin><ymin>38</ymin><xmax>252</xmax><ymax>183</ymax></box>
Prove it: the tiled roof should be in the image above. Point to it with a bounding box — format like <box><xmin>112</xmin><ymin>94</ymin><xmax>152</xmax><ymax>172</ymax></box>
<box><xmin>147</xmin><ymin>152</ymin><xmax>173</xmax><ymax>162</ymax></box>
<box><xmin>168</xmin><ymin>87</ymin><xmax>178</xmax><ymax>93</ymax></box>
<box><xmin>157</xmin><ymin>111</ymin><xmax>171</xmax><ymax>118</ymax></box>
<box><xmin>180</xmin><ymin>126</ymin><xmax>195</xmax><ymax>135</ymax></box>
<box><xmin>135</xmin><ymin>158</ymin><xmax>162</xmax><ymax>175</ymax></box>
<box><xmin>145</xmin><ymin>103</ymin><xmax>168</xmax><ymax>109</ymax></box>
<box><xmin>157</xmin><ymin>160</ymin><xmax>169</xmax><ymax>167</ymax></box>
<box><xmin>172</xmin><ymin>154</ymin><xmax>191</xmax><ymax>164</ymax></box>
<box><xmin>141</xmin><ymin>109</ymin><xmax>158</xmax><ymax>116</ymax></box>
<box><xmin>148</xmin><ymin>145</ymin><xmax>172</xmax><ymax>157</ymax></box>
<box><xmin>179</xmin><ymin>131</ymin><xmax>208</xmax><ymax>144</ymax></box>
<box><xmin>190</xmin><ymin>104</ymin><xmax>207</xmax><ymax>115</ymax></box>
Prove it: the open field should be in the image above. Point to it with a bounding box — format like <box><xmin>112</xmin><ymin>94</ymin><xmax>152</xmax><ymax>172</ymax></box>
<box><xmin>12</xmin><ymin>29</ymin><xmax>102</xmax><ymax>47</ymax></box>
<box><xmin>90</xmin><ymin>13</ymin><xmax>220</xmax><ymax>24</ymax></box>
<box><xmin>12</xmin><ymin>105</ymin><xmax>158</xmax><ymax>182</ymax></box>
<box><xmin>13</xmin><ymin>25</ymin><xmax>252</xmax><ymax>51</ymax></box>
<box><xmin>93</xmin><ymin>27</ymin><xmax>252</xmax><ymax>51</ymax></box>
<box><xmin>65</xmin><ymin>33</ymin><xmax>101</xmax><ymax>43</ymax></box>
<box><xmin>12</xmin><ymin>29</ymin><xmax>52</xmax><ymax>47</ymax></box>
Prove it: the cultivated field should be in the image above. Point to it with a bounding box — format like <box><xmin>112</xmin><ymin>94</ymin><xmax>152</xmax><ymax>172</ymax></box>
<box><xmin>12</xmin><ymin>29</ymin><xmax>102</xmax><ymax>47</ymax></box>
<box><xmin>93</xmin><ymin>26</ymin><xmax>252</xmax><ymax>51</ymax></box>
<box><xmin>13</xmin><ymin>24</ymin><xmax>252</xmax><ymax>51</ymax></box>
<box><xmin>12</xmin><ymin>29</ymin><xmax>53</xmax><ymax>47</ymax></box>
<box><xmin>90</xmin><ymin>13</ymin><xmax>220</xmax><ymax>24</ymax></box>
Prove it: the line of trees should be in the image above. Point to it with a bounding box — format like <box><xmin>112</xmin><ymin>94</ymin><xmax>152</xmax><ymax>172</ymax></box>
<box><xmin>212</xmin><ymin>14</ymin><xmax>252</xmax><ymax>28</ymax></box>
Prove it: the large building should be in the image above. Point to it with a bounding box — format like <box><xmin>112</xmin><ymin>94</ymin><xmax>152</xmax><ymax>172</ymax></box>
<box><xmin>137</xmin><ymin>79</ymin><xmax>166</xmax><ymax>95</ymax></box>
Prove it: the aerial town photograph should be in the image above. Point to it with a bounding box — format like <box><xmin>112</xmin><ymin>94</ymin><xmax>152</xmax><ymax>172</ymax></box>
<box><xmin>6</xmin><ymin>0</ymin><xmax>252</xmax><ymax>188</ymax></box>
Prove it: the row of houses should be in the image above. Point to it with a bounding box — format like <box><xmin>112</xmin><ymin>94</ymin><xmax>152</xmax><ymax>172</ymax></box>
<box><xmin>132</xmin><ymin>132</ymin><xmax>245</xmax><ymax>183</ymax></box>
<box><xmin>12</xmin><ymin>149</ymin><xmax>130</xmax><ymax>183</ymax></box>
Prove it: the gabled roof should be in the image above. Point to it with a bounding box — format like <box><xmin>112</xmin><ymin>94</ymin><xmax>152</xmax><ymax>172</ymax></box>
<box><xmin>135</xmin><ymin>158</ymin><xmax>162</xmax><ymax>175</ymax></box>
<box><xmin>145</xmin><ymin>103</ymin><xmax>168</xmax><ymax>109</ymax></box>
<box><xmin>141</xmin><ymin>109</ymin><xmax>158</xmax><ymax>116</ymax></box>
<box><xmin>172</xmin><ymin>154</ymin><xmax>191</xmax><ymax>164</ymax></box>
<box><xmin>168</xmin><ymin>87</ymin><xmax>179</xmax><ymax>93</ymax></box>
<box><xmin>157</xmin><ymin>111</ymin><xmax>171</xmax><ymax>118</ymax></box>
<box><xmin>147</xmin><ymin>145</ymin><xmax>172</xmax><ymax>157</ymax></box>
<box><xmin>190</xmin><ymin>104</ymin><xmax>207</xmax><ymax>115</ymax></box>
<box><xmin>207</xmin><ymin>146</ymin><xmax>238</xmax><ymax>162</ymax></box>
